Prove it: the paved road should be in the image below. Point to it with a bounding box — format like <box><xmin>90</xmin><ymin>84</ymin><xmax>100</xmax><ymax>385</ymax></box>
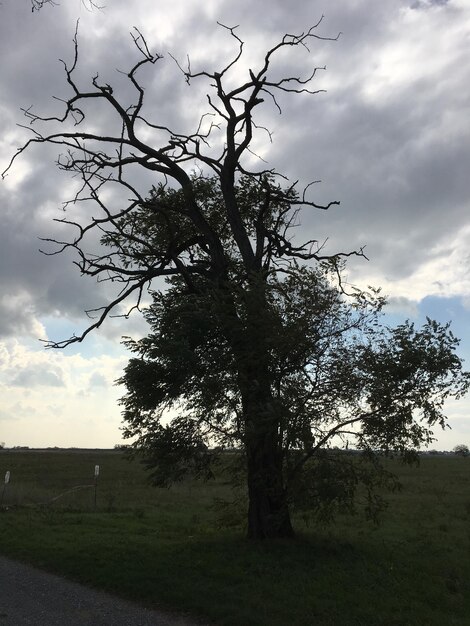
<box><xmin>0</xmin><ymin>556</ymin><xmax>205</xmax><ymax>625</ymax></box>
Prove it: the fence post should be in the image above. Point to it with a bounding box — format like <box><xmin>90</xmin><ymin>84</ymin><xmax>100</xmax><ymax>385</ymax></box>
<box><xmin>94</xmin><ymin>465</ymin><xmax>100</xmax><ymax>510</ymax></box>
<box><xmin>1</xmin><ymin>471</ymin><xmax>10</xmax><ymax>507</ymax></box>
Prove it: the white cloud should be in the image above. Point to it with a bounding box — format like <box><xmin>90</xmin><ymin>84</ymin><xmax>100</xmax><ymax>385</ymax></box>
<box><xmin>349</xmin><ymin>224</ymin><xmax>470</xmax><ymax>302</ymax></box>
<box><xmin>0</xmin><ymin>339</ymin><xmax>128</xmax><ymax>447</ymax></box>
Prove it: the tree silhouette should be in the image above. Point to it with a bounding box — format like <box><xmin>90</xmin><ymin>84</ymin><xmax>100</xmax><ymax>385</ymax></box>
<box><xmin>453</xmin><ymin>444</ymin><xmax>469</xmax><ymax>457</ymax></box>
<box><xmin>3</xmin><ymin>20</ymin><xmax>469</xmax><ymax>538</ymax></box>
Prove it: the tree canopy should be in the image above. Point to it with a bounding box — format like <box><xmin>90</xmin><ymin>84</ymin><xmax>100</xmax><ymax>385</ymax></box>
<box><xmin>117</xmin><ymin>176</ymin><xmax>469</xmax><ymax>531</ymax></box>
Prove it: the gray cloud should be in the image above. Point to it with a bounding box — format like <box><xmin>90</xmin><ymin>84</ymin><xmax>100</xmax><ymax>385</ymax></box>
<box><xmin>411</xmin><ymin>0</ymin><xmax>450</xmax><ymax>9</ymax></box>
<box><xmin>386</xmin><ymin>296</ymin><xmax>420</xmax><ymax>317</ymax></box>
<box><xmin>88</xmin><ymin>371</ymin><xmax>107</xmax><ymax>387</ymax></box>
<box><xmin>1</xmin><ymin>0</ymin><xmax>469</xmax><ymax>343</ymax></box>
<box><xmin>10</xmin><ymin>366</ymin><xmax>65</xmax><ymax>388</ymax></box>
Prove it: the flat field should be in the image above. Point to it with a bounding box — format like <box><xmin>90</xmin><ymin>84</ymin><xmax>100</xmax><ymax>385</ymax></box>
<box><xmin>0</xmin><ymin>449</ymin><xmax>469</xmax><ymax>625</ymax></box>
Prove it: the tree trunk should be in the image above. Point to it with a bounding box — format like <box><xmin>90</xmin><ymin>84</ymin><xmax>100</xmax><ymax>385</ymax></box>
<box><xmin>219</xmin><ymin>278</ymin><xmax>294</xmax><ymax>539</ymax></box>
<box><xmin>245</xmin><ymin>428</ymin><xmax>294</xmax><ymax>539</ymax></box>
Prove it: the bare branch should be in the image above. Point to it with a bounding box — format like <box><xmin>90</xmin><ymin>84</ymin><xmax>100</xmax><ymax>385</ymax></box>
<box><xmin>3</xmin><ymin>20</ymin><xmax>346</xmax><ymax>348</ymax></box>
<box><xmin>31</xmin><ymin>0</ymin><xmax>104</xmax><ymax>12</ymax></box>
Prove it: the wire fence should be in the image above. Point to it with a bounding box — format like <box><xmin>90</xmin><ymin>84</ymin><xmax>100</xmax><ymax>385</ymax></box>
<box><xmin>1</xmin><ymin>465</ymin><xmax>100</xmax><ymax>510</ymax></box>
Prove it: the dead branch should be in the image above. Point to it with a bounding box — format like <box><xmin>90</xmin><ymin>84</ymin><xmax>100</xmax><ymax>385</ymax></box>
<box><xmin>3</xmin><ymin>20</ymin><xmax>355</xmax><ymax>348</ymax></box>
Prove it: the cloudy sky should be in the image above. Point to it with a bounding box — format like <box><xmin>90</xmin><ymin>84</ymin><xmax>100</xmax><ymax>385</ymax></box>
<box><xmin>0</xmin><ymin>0</ymin><xmax>469</xmax><ymax>449</ymax></box>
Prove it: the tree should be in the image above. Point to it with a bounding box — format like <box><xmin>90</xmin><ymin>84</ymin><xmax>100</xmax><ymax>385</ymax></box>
<box><xmin>3</xmin><ymin>21</ymin><xmax>469</xmax><ymax>538</ymax></box>
<box><xmin>453</xmin><ymin>444</ymin><xmax>469</xmax><ymax>457</ymax></box>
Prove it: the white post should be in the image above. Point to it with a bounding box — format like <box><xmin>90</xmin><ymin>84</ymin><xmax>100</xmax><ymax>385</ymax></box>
<box><xmin>1</xmin><ymin>471</ymin><xmax>10</xmax><ymax>506</ymax></box>
<box><xmin>94</xmin><ymin>465</ymin><xmax>99</xmax><ymax>510</ymax></box>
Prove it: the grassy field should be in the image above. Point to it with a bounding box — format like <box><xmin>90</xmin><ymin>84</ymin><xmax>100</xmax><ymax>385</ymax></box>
<box><xmin>0</xmin><ymin>449</ymin><xmax>469</xmax><ymax>625</ymax></box>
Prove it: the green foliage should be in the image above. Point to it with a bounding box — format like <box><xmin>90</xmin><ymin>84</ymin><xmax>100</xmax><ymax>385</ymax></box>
<box><xmin>101</xmin><ymin>174</ymin><xmax>296</xmax><ymax>281</ymax></box>
<box><xmin>289</xmin><ymin>450</ymin><xmax>401</xmax><ymax>525</ymax></box>
<box><xmin>114</xmin><ymin>175</ymin><xmax>470</xmax><ymax>531</ymax></box>
<box><xmin>135</xmin><ymin>417</ymin><xmax>216</xmax><ymax>487</ymax></box>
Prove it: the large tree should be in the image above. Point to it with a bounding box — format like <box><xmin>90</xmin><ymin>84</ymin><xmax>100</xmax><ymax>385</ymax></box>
<box><xmin>3</xmin><ymin>21</ymin><xmax>469</xmax><ymax>538</ymax></box>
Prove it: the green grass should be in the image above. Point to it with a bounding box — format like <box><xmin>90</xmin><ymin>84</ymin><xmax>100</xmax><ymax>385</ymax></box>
<box><xmin>1</xmin><ymin>449</ymin><xmax>469</xmax><ymax>625</ymax></box>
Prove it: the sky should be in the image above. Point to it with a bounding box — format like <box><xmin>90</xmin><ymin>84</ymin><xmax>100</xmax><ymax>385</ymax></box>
<box><xmin>0</xmin><ymin>0</ymin><xmax>469</xmax><ymax>449</ymax></box>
